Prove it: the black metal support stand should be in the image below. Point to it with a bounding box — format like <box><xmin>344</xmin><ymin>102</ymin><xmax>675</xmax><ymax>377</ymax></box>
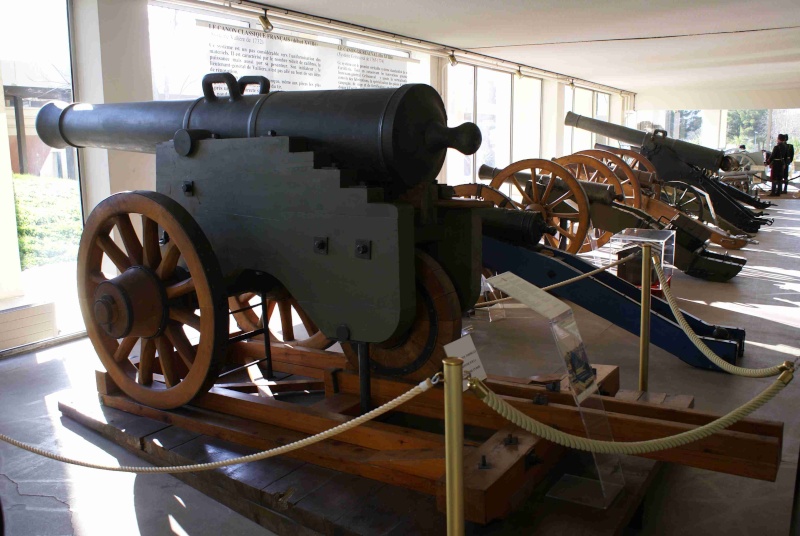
<box><xmin>357</xmin><ymin>342</ymin><xmax>371</xmax><ymax>414</ymax></box>
<box><xmin>262</xmin><ymin>293</ymin><xmax>274</xmax><ymax>380</ymax></box>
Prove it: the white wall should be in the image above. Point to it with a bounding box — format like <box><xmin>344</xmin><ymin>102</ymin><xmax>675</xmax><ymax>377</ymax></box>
<box><xmin>72</xmin><ymin>0</ymin><xmax>156</xmax><ymax>217</ymax></box>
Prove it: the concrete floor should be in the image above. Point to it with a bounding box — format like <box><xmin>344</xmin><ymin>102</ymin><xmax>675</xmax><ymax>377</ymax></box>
<box><xmin>1</xmin><ymin>197</ymin><xmax>799</xmax><ymax>535</ymax></box>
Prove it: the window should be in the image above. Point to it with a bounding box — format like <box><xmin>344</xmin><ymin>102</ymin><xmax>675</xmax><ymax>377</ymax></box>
<box><xmin>512</xmin><ymin>76</ymin><xmax>542</xmax><ymax>160</ymax></box>
<box><xmin>572</xmin><ymin>88</ymin><xmax>594</xmax><ymax>152</ymax></box>
<box><xmin>475</xmin><ymin>68</ymin><xmax>512</xmax><ymax>176</ymax></box>
<box><xmin>445</xmin><ymin>64</ymin><xmax>542</xmax><ymax>184</ymax></box>
<box><xmin>1</xmin><ymin>0</ymin><xmax>83</xmax><ymax>344</ymax></box>
<box><xmin>563</xmin><ymin>85</ymin><xmax>612</xmax><ymax>154</ymax></box>
<box><xmin>445</xmin><ymin>64</ymin><xmax>475</xmax><ymax>186</ymax></box>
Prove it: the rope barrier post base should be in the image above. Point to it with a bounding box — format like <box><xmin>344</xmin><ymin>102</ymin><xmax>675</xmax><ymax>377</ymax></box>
<box><xmin>444</xmin><ymin>358</ymin><xmax>465</xmax><ymax>536</ymax></box>
<box><xmin>639</xmin><ymin>244</ymin><xmax>652</xmax><ymax>392</ymax></box>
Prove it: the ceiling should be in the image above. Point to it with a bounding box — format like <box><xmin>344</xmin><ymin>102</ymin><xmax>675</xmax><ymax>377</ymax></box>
<box><xmin>258</xmin><ymin>0</ymin><xmax>800</xmax><ymax>109</ymax></box>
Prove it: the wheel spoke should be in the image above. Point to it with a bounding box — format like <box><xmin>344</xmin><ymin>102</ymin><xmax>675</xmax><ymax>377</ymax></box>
<box><xmin>156</xmin><ymin>242</ymin><xmax>180</xmax><ymax>280</ymax></box>
<box><xmin>138</xmin><ymin>339</ymin><xmax>155</xmax><ymax>385</ymax></box>
<box><xmin>510</xmin><ymin>176</ymin><xmax>534</xmax><ymax>205</ymax></box>
<box><xmin>291</xmin><ymin>297</ymin><xmax>318</xmax><ymax>336</ymax></box>
<box><xmin>89</xmin><ymin>271</ymin><xmax>108</xmax><ymax>286</ymax></box>
<box><xmin>239</xmin><ymin>292</ymin><xmax>257</xmax><ymax>303</ymax></box>
<box><xmin>544</xmin><ymin>233</ymin><xmax>559</xmax><ymax>248</ymax></box>
<box><xmin>170</xmin><ymin>307</ymin><xmax>202</xmax><ymax>331</ymax></box>
<box><xmin>97</xmin><ymin>234</ymin><xmax>132</xmax><ymax>272</ymax></box>
<box><xmin>166</xmin><ymin>324</ymin><xmax>196</xmax><ymax>369</ymax></box>
<box><xmin>524</xmin><ymin>173</ymin><xmax>540</xmax><ymax>204</ymax></box>
<box><xmin>155</xmin><ymin>336</ymin><xmax>179</xmax><ymax>387</ymax></box>
<box><xmin>114</xmin><ymin>215</ymin><xmax>143</xmax><ymax>266</ymax></box>
<box><xmin>114</xmin><ymin>336</ymin><xmax>139</xmax><ymax>363</ymax></box>
<box><xmin>559</xmin><ymin>228</ymin><xmax>578</xmax><ymax>241</ymax></box>
<box><xmin>547</xmin><ymin>190</ymin><xmax>573</xmax><ymax>209</ymax></box>
<box><xmin>278</xmin><ymin>299</ymin><xmax>295</xmax><ymax>341</ymax></box>
<box><xmin>166</xmin><ymin>278</ymin><xmax>195</xmax><ymax>299</ymax></box>
<box><xmin>541</xmin><ymin>173</ymin><xmax>556</xmax><ymax>204</ymax></box>
<box><xmin>142</xmin><ymin>216</ymin><xmax>162</xmax><ymax>270</ymax></box>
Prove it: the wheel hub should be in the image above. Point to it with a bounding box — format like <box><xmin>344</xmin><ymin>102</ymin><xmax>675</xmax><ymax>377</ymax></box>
<box><xmin>92</xmin><ymin>266</ymin><xmax>168</xmax><ymax>339</ymax></box>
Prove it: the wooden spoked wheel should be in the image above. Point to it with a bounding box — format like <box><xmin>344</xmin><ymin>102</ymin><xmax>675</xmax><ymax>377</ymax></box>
<box><xmin>228</xmin><ymin>290</ymin><xmax>333</xmax><ymax>349</ymax></box>
<box><xmin>660</xmin><ymin>181</ymin><xmax>706</xmax><ymax>220</ymax></box>
<box><xmin>553</xmin><ymin>154</ymin><xmax>626</xmax><ymax>252</ymax></box>
<box><xmin>486</xmin><ymin>159</ymin><xmax>591</xmax><ymax>254</ymax></box>
<box><xmin>78</xmin><ymin>191</ymin><xmax>227</xmax><ymax>409</ymax></box>
<box><xmin>608</xmin><ymin>147</ymin><xmax>658</xmax><ymax>174</ymax></box>
<box><xmin>603</xmin><ymin>148</ymin><xmax>661</xmax><ymax>197</ymax></box>
<box><xmin>572</xmin><ymin>150</ymin><xmax>642</xmax><ymax>208</ymax></box>
<box><xmin>342</xmin><ymin>251</ymin><xmax>461</xmax><ymax>382</ymax></box>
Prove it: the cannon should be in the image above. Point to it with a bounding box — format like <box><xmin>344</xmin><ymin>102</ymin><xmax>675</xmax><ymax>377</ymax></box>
<box><xmin>38</xmin><ymin>72</ymin><xmax>494</xmax><ymax>409</ymax></box>
<box><xmin>565</xmin><ymin>112</ymin><xmax>773</xmax><ymax>234</ymax></box>
<box><xmin>474</xmin><ymin>162</ymin><xmax>746</xmax><ymax>282</ymax></box>
<box><xmin>38</xmin><ymin>77</ymin><xmax>789</xmax><ymax>528</ymax></box>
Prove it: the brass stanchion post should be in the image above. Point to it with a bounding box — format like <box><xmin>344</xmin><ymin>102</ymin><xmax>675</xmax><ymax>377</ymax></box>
<box><xmin>443</xmin><ymin>358</ymin><xmax>464</xmax><ymax>536</ymax></box>
<box><xmin>639</xmin><ymin>244</ymin><xmax>652</xmax><ymax>392</ymax></box>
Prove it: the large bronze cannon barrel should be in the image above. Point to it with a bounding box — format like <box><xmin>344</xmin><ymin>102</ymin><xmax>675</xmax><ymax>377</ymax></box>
<box><xmin>565</xmin><ymin>112</ymin><xmax>736</xmax><ymax>172</ymax></box>
<box><xmin>37</xmin><ymin>73</ymin><xmax>481</xmax><ymax>191</ymax></box>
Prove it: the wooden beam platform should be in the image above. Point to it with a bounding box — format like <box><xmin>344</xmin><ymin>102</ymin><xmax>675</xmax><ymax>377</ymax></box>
<box><xmin>58</xmin><ymin>391</ymin><xmax>685</xmax><ymax>535</ymax></box>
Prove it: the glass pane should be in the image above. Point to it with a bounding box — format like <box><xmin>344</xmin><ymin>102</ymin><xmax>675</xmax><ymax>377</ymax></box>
<box><xmin>475</xmin><ymin>68</ymin><xmax>512</xmax><ymax>178</ymax></box>
<box><xmin>513</xmin><ymin>77</ymin><xmax>542</xmax><ymax>160</ymax></box>
<box><xmin>594</xmin><ymin>93</ymin><xmax>611</xmax><ymax>146</ymax></box>
<box><xmin>445</xmin><ymin>64</ymin><xmax>475</xmax><ymax>185</ymax></box>
<box><xmin>572</xmin><ymin>88</ymin><xmax>593</xmax><ymax>152</ymax></box>
<box><xmin>563</xmin><ymin>85</ymin><xmax>574</xmax><ymax>155</ymax></box>
<box><xmin>1</xmin><ymin>1</ymin><xmax>83</xmax><ymax>343</ymax></box>
<box><xmin>726</xmin><ymin>110</ymin><xmax>770</xmax><ymax>151</ymax></box>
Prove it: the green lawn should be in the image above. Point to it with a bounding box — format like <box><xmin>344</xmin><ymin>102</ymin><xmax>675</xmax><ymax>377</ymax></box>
<box><xmin>13</xmin><ymin>174</ymin><xmax>82</xmax><ymax>270</ymax></box>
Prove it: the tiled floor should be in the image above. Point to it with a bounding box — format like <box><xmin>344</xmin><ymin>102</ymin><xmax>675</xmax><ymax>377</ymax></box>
<box><xmin>1</xmin><ymin>197</ymin><xmax>798</xmax><ymax>535</ymax></box>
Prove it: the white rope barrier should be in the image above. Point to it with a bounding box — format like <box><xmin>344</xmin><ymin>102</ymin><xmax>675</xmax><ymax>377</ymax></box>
<box><xmin>468</xmin><ymin>369</ymin><xmax>792</xmax><ymax>455</ymax></box>
<box><xmin>0</xmin><ymin>376</ymin><xmax>439</xmax><ymax>474</ymax></box>
<box><xmin>652</xmin><ymin>255</ymin><xmax>788</xmax><ymax>378</ymax></box>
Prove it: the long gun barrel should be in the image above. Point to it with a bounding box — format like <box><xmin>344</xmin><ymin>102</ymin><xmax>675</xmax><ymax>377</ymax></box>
<box><xmin>36</xmin><ymin>73</ymin><xmax>481</xmax><ymax>192</ymax></box>
<box><xmin>565</xmin><ymin>112</ymin><xmax>735</xmax><ymax>172</ymax></box>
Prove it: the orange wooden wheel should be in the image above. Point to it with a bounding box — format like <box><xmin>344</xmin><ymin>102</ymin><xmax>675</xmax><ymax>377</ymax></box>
<box><xmin>78</xmin><ymin>191</ymin><xmax>227</xmax><ymax>409</ymax></box>
<box><xmin>573</xmin><ymin>150</ymin><xmax>642</xmax><ymax>208</ymax></box>
<box><xmin>486</xmin><ymin>159</ymin><xmax>591</xmax><ymax>254</ymax></box>
<box><xmin>553</xmin><ymin>154</ymin><xmax>625</xmax><ymax>252</ymax></box>
<box><xmin>342</xmin><ymin>251</ymin><xmax>461</xmax><ymax>382</ymax></box>
<box><xmin>228</xmin><ymin>289</ymin><xmax>333</xmax><ymax>350</ymax></box>
<box><xmin>595</xmin><ymin>147</ymin><xmax>661</xmax><ymax>197</ymax></box>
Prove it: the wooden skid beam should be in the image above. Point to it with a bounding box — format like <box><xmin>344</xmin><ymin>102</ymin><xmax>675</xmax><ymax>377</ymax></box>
<box><xmin>100</xmin><ymin>393</ymin><xmax>441</xmax><ymax>494</ymax></box>
<box><xmin>332</xmin><ymin>371</ymin><xmax>782</xmax><ymax>482</ymax></box>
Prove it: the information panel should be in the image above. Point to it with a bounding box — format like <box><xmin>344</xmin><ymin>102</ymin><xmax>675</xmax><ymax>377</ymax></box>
<box><xmin>202</xmin><ymin>22</ymin><xmax>409</xmax><ymax>91</ymax></box>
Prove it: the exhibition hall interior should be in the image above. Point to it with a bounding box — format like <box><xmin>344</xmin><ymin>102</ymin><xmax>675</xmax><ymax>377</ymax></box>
<box><xmin>1</xmin><ymin>0</ymin><xmax>799</xmax><ymax>534</ymax></box>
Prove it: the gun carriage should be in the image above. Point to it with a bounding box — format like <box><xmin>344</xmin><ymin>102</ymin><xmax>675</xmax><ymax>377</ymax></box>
<box><xmin>565</xmin><ymin>112</ymin><xmax>773</xmax><ymax>234</ymax></box>
<box><xmin>38</xmin><ymin>74</ymin><xmax>786</xmax><ymax>528</ymax></box>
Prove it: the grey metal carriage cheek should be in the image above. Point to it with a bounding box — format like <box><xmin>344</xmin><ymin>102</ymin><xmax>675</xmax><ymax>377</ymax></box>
<box><xmin>155</xmin><ymin>137</ymin><xmax>416</xmax><ymax>344</ymax></box>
